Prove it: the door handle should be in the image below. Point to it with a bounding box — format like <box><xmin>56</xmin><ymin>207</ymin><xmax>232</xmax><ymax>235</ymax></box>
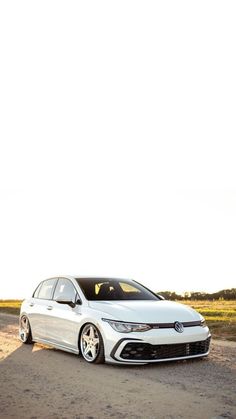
<box><xmin>29</xmin><ymin>303</ymin><xmax>34</xmax><ymax>307</ymax></box>
<box><xmin>47</xmin><ymin>306</ymin><xmax>53</xmax><ymax>310</ymax></box>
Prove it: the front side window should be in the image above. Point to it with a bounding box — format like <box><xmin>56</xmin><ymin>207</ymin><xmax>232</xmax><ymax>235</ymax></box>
<box><xmin>37</xmin><ymin>278</ymin><xmax>57</xmax><ymax>300</ymax></box>
<box><xmin>76</xmin><ymin>278</ymin><xmax>159</xmax><ymax>301</ymax></box>
<box><xmin>53</xmin><ymin>278</ymin><xmax>77</xmax><ymax>302</ymax></box>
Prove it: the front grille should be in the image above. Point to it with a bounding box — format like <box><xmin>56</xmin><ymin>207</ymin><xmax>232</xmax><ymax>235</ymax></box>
<box><xmin>120</xmin><ymin>337</ymin><xmax>211</xmax><ymax>361</ymax></box>
<box><xmin>150</xmin><ymin>320</ymin><xmax>202</xmax><ymax>329</ymax></box>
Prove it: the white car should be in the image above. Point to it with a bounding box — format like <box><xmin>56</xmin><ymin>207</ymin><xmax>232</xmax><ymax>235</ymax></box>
<box><xmin>19</xmin><ymin>276</ymin><xmax>211</xmax><ymax>365</ymax></box>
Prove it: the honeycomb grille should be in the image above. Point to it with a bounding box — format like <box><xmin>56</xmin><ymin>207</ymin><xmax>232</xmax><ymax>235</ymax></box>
<box><xmin>120</xmin><ymin>337</ymin><xmax>211</xmax><ymax>361</ymax></box>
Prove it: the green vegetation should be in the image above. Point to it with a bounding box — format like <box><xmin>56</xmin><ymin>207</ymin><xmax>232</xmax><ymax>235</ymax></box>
<box><xmin>158</xmin><ymin>288</ymin><xmax>236</xmax><ymax>301</ymax></box>
<box><xmin>0</xmin><ymin>300</ymin><xmax>22</xmax><ymax>315</ymax></box>
<box><xmin>180</xmin><ymin>300</ymin><xmax>236</xmax><ymax>341</ymax></box>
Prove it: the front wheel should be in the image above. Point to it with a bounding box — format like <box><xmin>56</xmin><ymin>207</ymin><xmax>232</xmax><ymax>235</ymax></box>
<box><xmin>80</xmin><ymin>323</ymin><xmax>105</xmax><ymax>364</ymax></box>
<box><xmin>19</xmin><ymin>315</ymin><xmax>33</xmax><ymax>344</ymax></box>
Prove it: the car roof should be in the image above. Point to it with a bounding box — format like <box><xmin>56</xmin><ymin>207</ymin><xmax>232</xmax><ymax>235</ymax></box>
<box><xmin>73</xmin><ymin>276</ymin><xmax>133</xmax><ymax>281</ymax></box>
<box><xmin>41</xmin><ymin>276</ymin><xmax>133</xmax><ymax>282</ymax></box>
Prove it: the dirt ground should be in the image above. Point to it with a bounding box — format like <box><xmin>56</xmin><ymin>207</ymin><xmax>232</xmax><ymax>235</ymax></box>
<box><xmin>0</xmin><ymin>313</ymin><xmax>235</xmax><ymax>419</ymax></box>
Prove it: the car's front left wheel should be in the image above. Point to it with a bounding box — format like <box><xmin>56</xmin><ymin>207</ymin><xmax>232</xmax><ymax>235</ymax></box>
<box><xmin>19</xmin><ymin>315</ymin><xmax>33</xmax><ymax>344</ymax></box>
<box><xmin>80</xmin><ymin>323</ymin><xmax>105</xmax><ymax>364</ymax></box>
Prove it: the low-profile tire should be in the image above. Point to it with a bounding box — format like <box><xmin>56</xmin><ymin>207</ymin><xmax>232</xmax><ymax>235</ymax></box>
<box><xmin>19</xmin><ymin>315</ymin><xmax>33</xmax><ymax>344</ymax></box>
<box><xmin>80</xmin><ymin>323</ymin><xmax>105</xmax><ymax>364</ymax></box>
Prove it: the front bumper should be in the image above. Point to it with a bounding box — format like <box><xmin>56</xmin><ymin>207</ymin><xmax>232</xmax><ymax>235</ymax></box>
<box><xmin>112</xmin><ymin>336</ymin><xmax>211</xmax><ymax>363</ymax></box>
<box><xmin>101</xmin><ymin>323</ymin><xmax>211</xmax><ymax>364</ymax></box>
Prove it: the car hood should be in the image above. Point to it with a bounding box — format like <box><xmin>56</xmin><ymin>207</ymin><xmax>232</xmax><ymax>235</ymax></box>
<box><xmin>88</xmin><ymin>300</ymin><xmax>201</xmax><ymax>323</ymax></box>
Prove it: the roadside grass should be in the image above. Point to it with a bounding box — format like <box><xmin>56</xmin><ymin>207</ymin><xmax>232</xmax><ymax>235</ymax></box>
<box><xmin>181</xmin><ymin>300</ymin><xmax>236</xmax><ymax>341</ymax></box>
<box><xmin>0</xmin><ymin>300</ymin><xmax>22</xmax><ymax>315</ymax></box>
<box><xmin>0</xmin><ymin>299</ymin><xmax>235</xmax><ymax>341</ymax></box>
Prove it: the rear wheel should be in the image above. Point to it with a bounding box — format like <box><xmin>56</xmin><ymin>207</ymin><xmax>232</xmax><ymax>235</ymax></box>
<box><xmin>19</xmin><ymin>315</ymin><xmax>33</xmax><ymax>344</ymax></box>
<box><xmin>80</xmin><ymin>323</ymin><xmax>105</xmax><ymax>364</ymax></box>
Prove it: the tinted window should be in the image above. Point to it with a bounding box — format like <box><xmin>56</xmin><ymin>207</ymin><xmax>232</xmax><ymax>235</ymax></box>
<box><xmin>37</xmin><ymin>278</ymin><xmax>57</xmax><ymax>300</ymax></box>
<box><xmin>33</xmin><ymin>282</ymin><xmax>43</xmax><ymax>298</ymax></box>
<box><xmin>76</xmin><ymin>278</ymin><xmax>159</xmax><ymax>301</ymax></box>
<box><xmin>53</xmin><ymin>278</ymin><xmax>77</xmax><ymax>302</ymax></box>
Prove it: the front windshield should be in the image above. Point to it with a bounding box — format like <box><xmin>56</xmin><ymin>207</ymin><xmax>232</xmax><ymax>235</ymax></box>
<box><xmin>76</xmin><ymin>278</ymin><xmax>159</xmax><ymax>301</ymax></box>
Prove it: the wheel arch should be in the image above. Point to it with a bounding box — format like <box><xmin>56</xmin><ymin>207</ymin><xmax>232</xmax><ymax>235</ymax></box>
<box><xmin>77</xmin><ymin>319</ymin><xmax>106</xmax><ymax>353</ymax></box>
<box><xmin>78</xmin><ymin>321</ymin><xmax>105</xmax><ymax>364</ymax></box>
<box><xmin>77</xmin><ymin>320</ymin><xmax>102</xmax><ymax>348</ymax></box>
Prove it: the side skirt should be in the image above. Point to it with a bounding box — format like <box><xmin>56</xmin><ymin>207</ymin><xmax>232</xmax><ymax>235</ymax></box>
<box><xmin>32</xmin><ymin>337</ymin><xmax>79</xmax><ymax>355</ymax></box>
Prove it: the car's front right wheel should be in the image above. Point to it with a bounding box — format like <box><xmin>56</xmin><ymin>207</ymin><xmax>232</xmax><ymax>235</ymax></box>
<box><xmin>80</xmin><ymin>323</ymin><xmax>105</xmax><ymax>364</ymax></box>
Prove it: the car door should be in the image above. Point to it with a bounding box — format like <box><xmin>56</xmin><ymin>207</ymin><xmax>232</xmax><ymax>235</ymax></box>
<box><xmin>29</xmin><ymin>278</ymin><xmax>58</xmax><ymax>340</ymax></box>
<box><xmin>43</xmin><ymin>278</ymin><xmax>82</xmax><ymax>351</ymax></box>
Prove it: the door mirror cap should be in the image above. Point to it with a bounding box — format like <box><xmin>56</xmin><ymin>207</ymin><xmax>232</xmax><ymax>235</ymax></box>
<box><xmin>56</xmin><ymin>298</ymin><xmax>76</xmax><ymax>308</ymax></box>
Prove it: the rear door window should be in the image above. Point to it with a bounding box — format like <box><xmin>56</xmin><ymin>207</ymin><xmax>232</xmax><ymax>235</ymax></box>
<box><xmin>37</xmin><ymin>278</ymin><xmax>57</xmax><ymax>300</ymax></box>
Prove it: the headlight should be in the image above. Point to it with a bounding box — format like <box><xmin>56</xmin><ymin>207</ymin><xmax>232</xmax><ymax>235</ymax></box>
<box><xmin>102</xmin><ymin>318</ymin><xmax>152</xmax><ymax>333</ymax></box>
<box><xmin>200</xmin><ymin>318</ymin><xmax>207</xmax><ymax>327</ymax></box>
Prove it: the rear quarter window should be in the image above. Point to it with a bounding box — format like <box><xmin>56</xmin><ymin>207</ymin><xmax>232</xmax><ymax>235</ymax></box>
<box><xmin>33</xmin><ymin>282</ymin><xmax>43</xmax><ymax>298</ymax></box>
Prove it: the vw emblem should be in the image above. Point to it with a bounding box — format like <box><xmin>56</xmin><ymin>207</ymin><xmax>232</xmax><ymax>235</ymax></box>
<box><xmin>174</xmin><ymin>321</ymin><xmax>184</xmax><ymax>333</ymax></box>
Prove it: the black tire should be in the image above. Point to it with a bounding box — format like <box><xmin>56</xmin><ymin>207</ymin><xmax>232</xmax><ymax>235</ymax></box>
<box><xmin>80</xmin><ymin>323</ymin><xmax>105</xmax><ymax>364</ymax></box>
<box><xmin>19</xmin><ymin>315</ymin><xmax>33</xmax><ymax>344</ymax></box>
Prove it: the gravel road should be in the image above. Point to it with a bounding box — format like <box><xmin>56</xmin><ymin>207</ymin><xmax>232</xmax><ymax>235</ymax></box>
<box><xmin>0</xmin><ymin>313</ymin><xmax>235</xmax><ymax>419</ymax></box>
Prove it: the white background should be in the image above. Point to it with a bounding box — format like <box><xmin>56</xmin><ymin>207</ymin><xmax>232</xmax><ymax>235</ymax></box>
<box><xmin>0</xmin><ymin>1</ymin><xmax>235</xmax><ymax>298</ymax></box>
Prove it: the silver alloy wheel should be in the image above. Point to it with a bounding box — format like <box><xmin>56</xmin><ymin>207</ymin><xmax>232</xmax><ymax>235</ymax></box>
<box><xmin>19</xmin><ymin>315</ymin><xmax>30</xmax><ymax>343</ymax></box>
<box><xmin>81</xmin><ymin>324</ymin><xmax>100</xmax><ymax>362</ymax></box>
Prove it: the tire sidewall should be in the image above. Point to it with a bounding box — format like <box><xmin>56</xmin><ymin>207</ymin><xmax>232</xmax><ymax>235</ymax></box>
<box><xmin>80</xmin><ymin>323</ymin><xmax>105</xmax><ymax>364</ymax></box>
<box><xmin>19</xmin><ymin>315</ymin><xmax>32</xmax><ymax>344</ymax></box>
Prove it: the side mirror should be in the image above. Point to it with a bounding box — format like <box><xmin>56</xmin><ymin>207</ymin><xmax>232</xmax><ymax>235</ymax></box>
<box><xmin>157</xmin><ymin>294</ymin><xmax>165</xmax><ymax>300</ymax></box>
<box><xmin>76</xmin><ymin>298</ymin><xmax>82</xmax><ymax>305</ymax></box>
<box><xmin>56</xmin><ymin>298</ymin><xmax>76</xmax><ymax>308</ymax></box>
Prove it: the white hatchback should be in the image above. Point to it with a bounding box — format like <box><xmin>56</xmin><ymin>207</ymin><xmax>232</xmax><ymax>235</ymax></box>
<box><xmin>19</xmin><ymin>276</ymin><xmax>211</xmax><ymax>365</ymax></box>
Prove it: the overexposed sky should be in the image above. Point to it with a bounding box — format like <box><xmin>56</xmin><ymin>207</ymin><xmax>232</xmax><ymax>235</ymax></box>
<box><xmin>0</xmin><ymin>1</ymin><xmax>236</xmax><ymax>298</ymax></box>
